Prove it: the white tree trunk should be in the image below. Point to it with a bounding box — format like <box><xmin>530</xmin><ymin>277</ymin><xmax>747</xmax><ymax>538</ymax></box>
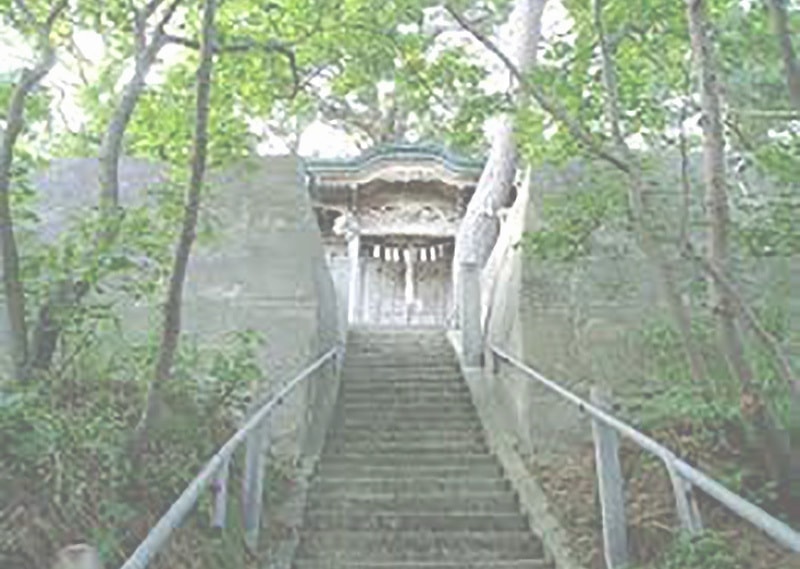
<box><xmin>453</xmin><ymin>0</ymin><xmax>547</xmax><ymax>272</ymax></box>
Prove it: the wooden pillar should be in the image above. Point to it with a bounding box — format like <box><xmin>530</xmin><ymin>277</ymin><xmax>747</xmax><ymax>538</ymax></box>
<box><xmin>591</xmin><ymin>387</ymin><xmax>629</xmax><ymax>569</ymax></box>
<box><xmin>404</xmin><ymin>246</ymin><xmax>416</xmax><ymax>324</ymax></box>
<box><xmin>347</xmin><ymin>232</ymin><xmax>361</xmax><ymax>324</ymax></box>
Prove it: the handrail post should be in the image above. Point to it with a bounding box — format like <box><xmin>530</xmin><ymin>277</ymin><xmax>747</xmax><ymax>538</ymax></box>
<box><xmin>460</xmin><ymin>261</ymin><xmax>483</xmax><ymax>367</ymax></box>
<box><xmin>666</xmin><ymin>461</ymin><xmax>703</xmax><ymax>535</ymax></box>
<box><xmin>591</xmin><ymin>387</ymin><xmax>629</xmax><ymax>569</ymax></box>
<box><xmin>211</xmin><ymin>457</ymin><xmax>230</xmax><ymax>529</ymax></box>
<box><xmin>242</xmin><ymin>417</ymin><xmax>271</xmax><ymax>551</ymax></box>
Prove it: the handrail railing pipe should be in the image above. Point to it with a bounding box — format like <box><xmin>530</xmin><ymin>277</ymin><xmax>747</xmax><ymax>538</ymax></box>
<box><xmin>119</xmin><ymin>347</ymin><xmax>338</xmax><ymax>569</ymax></box>
<box><xmin>490</xmin><ymin>346</ymin><xmax>800</xmax><ymax>562</ymax></box>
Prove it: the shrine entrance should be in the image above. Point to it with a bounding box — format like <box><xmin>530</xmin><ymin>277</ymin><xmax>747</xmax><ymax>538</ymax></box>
<box><xmin>357</xmin><ymin>237</ymin><xmax>454</xmax><ymax>327</ymax></box>
<box><xmin>305</xmin><ymin>144</ymin><xmax>483</xmax><ymax>330</ymax></box>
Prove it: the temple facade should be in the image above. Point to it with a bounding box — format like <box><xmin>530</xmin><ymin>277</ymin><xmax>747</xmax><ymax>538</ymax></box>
<box><xmin>306</xmin><ymin>145</ymin><xmax>483</xmax><ymax>327</ymax></box>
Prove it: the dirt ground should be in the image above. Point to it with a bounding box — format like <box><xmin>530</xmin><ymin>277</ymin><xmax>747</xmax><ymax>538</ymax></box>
<box><xmin>529</xmin><ymin>432</ymin><xmax>800</xmax><ymax>569</ymax></box>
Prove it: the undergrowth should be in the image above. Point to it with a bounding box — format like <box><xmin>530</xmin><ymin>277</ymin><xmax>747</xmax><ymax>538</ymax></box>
<box><xmin>0</xmin><ymin>328</ymin><xmax>281</xmax><ymax>569</ymax></box>
<box><xmin>638</xmin><ymin>531</ymin><xmax>743</xmax><ymax>569</ymax></box>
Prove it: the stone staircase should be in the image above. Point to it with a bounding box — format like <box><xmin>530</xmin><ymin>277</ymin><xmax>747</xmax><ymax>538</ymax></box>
<box><xmin>292</xmin><ymin>328</ymin><xmax>552</xmax><ymax>569</ymax></box>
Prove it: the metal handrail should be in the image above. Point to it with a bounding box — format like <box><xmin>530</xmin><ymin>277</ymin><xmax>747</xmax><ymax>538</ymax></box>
<box><xmin>491</xmin><ymin>345</ymin><xmax>800</xmax><ymax>553</ymax></box>
<box><xmin>119</xmin><ymin>347</ymin><xmax>339</xmax><ymax>569</ymax></box>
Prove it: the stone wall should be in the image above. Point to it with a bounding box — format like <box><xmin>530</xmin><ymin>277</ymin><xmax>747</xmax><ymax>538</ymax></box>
<box><xmin>0</xmin><ymin>155</ymin><xmax>341</xmax><ymax>457</ymax></box>
<box><xmin>479</xmin><ymin>158</ymin><xmax>800</xmax><ymax>462</ymax></box>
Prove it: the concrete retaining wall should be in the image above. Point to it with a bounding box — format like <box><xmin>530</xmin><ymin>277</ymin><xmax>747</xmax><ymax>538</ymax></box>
<box><xmin>0</xmin><ymin>155</ymin><xmax>341</xmax><ymax>457</ymax></box>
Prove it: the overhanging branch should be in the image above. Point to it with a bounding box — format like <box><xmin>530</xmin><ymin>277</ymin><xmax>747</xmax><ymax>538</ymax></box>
<box><xmin>443</xmin><ymin>3</ymin><xmax>631</xmax><ymax>174</ymax></box>
<box><xmin>165</xmin><ymin>34</ymin><xmax>301</xmax><ymax>96</ymax></box>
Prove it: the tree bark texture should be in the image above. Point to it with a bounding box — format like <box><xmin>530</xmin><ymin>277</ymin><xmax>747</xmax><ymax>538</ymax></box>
<box><xmin>687</xmin><ymin>0</ymin><xmax>754</xmax><ymax>388</ymax></box>
<box><xmin>765</xmin><ymin>0</ymin><xmax>800</xmax><ymax>109</ymax></box>
<box><xmin>689</xmin><ymin>0</ymin><xmax>800</xmax><ymax>509</ymax></box>
<box><xmin>134</xmin><ymin>0</ymin><xmax>217</xmax><ymax>453</ymax></box>
<box><xmin>98</xmin><ymin>0</ymin><xmax>182</xmax><ymax>212</ymax></box>
<box><xmin>452</xmin><ymin>0</ymin><xmax>547</xmax><ymax>270</ymax></box>
<box><xmin>0</xmin><ymin>0</ymin><xmax>67</xmax><ymax>380</ymax></box>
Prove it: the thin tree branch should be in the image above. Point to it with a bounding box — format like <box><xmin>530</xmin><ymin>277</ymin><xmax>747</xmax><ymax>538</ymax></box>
<box><xmin>0</xmin><ymin>0</ymin><xmax>67</xmax><ymax>381</ymax></box>
<box><xmin>164</xmin><ymin>34</ymin><xmax>301</xmax><ymax>97</ymax></box>
<box><xmin>97</xmin><ymin>0</ymin><xmax>183</xmax><ymax>213</ymax></box>
<box><xmin>729</xmin><ymin>108</ymin><xmax>800</xmax><ymax>120</ymax></box>
<box><xmin>683</xmin><ymin>241</ymin><xmax>796</xmax><ymax>388</ymax></box>
<box><xmin>765</xmin><ymin>0</ymin><xmax>800</xmax><ymax>109</ymax></box>
<box><xmin>593</xmin><ymin>0</ymin><xmax>628</xmax><ymax>153</ymax></box>
<box><xmin>678</xmin><ymin>69</ymin><xmax>693</xmax><ymax>249</ymax></box>
<box><xmin>134</xmin><ymin>0</ymin><xmax>218</xmax><ymax>459</ymax></box>
<box><xmin>141</xmin><ymin>0</ymin><xmax>168</xmax><ymax>22</ymax></box>
<box><xmin>12</xmin><ymin>0</ymin><xmax>37</xmax><ymax>28</ymax></box>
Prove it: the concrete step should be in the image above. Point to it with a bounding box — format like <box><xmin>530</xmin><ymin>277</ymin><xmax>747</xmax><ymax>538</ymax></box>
<box><xmin>294</xmin><ymin>560</ymin><xmax>551</xmax><ymax>569</ymax></box>
<box><xmin>337</xmin><ymin>413</ymin><xmax>477</xmax><ymax>425</ymax></box>
<box><xmin>295</xmin><ymin>531</ymin><xmax>543</xmax><ymax>561</ymax></box>
<box><xmin>342</xmin><ymin>372</ymin><xmax>462</xmax><ymax>382</ymax></box>
<box><xmin>340</xmin><ymin>383</ymin><xmax>470</xmax><ymax>396</ymax></box>
<box><xmin>338</xmin><ymin>403</ymin><xmax>476</xmax><ymax>417</ymax></box>
<box><xmin>336</xmin><ymin>416</ymin><xmax>482</xmax><ymax>430</ymax></box>
<box><xmin>320</xmin><ymin>451</ymin><xmax>497</xmax><ymax>467</ymax></box>
<box><xmin>345</xmin><ymin>351</ymin><xmax>455</xmax><ymax>361</ymax></box>
<box><xmin>328</xmin><ymin>428</ymin><xmax>485</xmax><ymax>445</ymax></box>
<box><xmin>342</xmin><ymin>375</ymin><xmax>466</xmax><ymax>386</ymax></box>
<box><xmin>305</xmin><ymin>491</ymin><xmax>517</xmax><ymax>513</ymax></box>
<box><xmin>338</xmin><ymin>392</ymin><xmax>474</xmax><ymax>405</ymax></box>
<box><xmin>303</xmin><ymin>511</ymin><xmax>531</xmax><ymax>532</ymax></box>
<box><xmin>311</xmin><ymin>477</ymin><xmax>510</xmax><ymax>494</ymax></box>
<box><xmin>324</xmin><ymin>440</ymin><xmax>489</xmax><ymax>454</ymax></box>
<box><xmin>315</xmin><ymin>462</ymin><xmax>504</xmax><ymax>479</ymax></box>
<box><xmin>332</xmin><ymin>419</ymin><xmax>483</xmax><ymax>432</ymax></box>
<box><xmin>343</xmin><ymin>361</ymin><xmax>458</xmax><ymax>370</ymax></box>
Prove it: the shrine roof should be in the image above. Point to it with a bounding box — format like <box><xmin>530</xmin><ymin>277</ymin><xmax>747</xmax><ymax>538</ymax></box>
<box><xmin>304</xmin><ymin>143</ymin><xmax>484</xmax><ymax>198</ymax></box>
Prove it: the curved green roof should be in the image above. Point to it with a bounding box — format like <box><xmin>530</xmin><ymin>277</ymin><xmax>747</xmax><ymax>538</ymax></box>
<box><xmin>303</xmin><ymin>143</ymin><xmax>485</xmax><ymax>175</ymax></box>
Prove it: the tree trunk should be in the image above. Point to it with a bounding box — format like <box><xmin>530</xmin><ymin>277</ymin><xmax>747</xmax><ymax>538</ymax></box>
<box><xmin>594</xmin><ymin>0</ymin><xmax>710</xmax><ymax>383</ymax></box>
<box><xmin>765</xmin><ymin>0</ymin><xmax>800</xmax><ymax>109</ymax></box>
<box><xmin>687</xmin><ymin>0</ymin><xmax>754</xmax><ymax>387</ymax></box>
<box><xmin>0</xmin><ymin>2</ymin><xmax>67</xmax><ymax>380</ymax></box>
<box><xmin>689</xmin><ymin>0</ymin><xmax>800</xmax><ymax>509</ymax></box>
<box><xmin>452</xmin><ymin>0</ymin><xmax>547</xmax><ymax>271</ymax></box>
<box><xmin>133</xmin><ymin>0</ymin><xmax>218</xmax><ymax>455</ymax></box>
<box><xmin>26</xmin><ymin>0</ymin><xmax>183</xmax><ymax>376</ymax></box>
<box><xmin>98</xmin><ymin>0</ymin><xmax>182</xmax><ymax>212</ymax></box>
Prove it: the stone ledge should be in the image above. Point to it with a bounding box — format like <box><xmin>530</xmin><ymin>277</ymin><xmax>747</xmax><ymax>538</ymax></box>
<box><xmin>447</xmin><ymin>331</ymin><xmax>586</xmax><ymax>569</ymax></box>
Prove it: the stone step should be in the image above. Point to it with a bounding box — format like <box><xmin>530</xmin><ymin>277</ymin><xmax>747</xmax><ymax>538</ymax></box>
<box><xmin>324</xmin><ymin>440</ymin><xmax>488</xmax><ymax>454</ymax></box>
<box><xmin>338</xmin><ymin>403</ymin><xmax>476</xmax><ymax>417</ymax></box>
<box><xmin>336</xmin><ymin>415</ymin><xmax>482</xmax><ymax>429</ymax></box>
<box><xmin>332</xmin><ymin>418</ymin><xmax>483</xmax><ymax>431</ymax></box>
<box><xmin>315</xmin><ymin>462</ymin><xmax>504</xmax><ymax>479</ymax></box>
<box><xmin>311</xmin><ymin>476</ymin><xmax>509</xmax><ymax>494</ymax></box>
<box><xmin>328</xmin><ymin>428</ymin><xmax>485</xmax><ymax>445</ymax></box>
<box><xmin>336</xmin><ymin>413</ymin><xmax>477</xmax><ymax>425</ymax></box>
<box><xmin>340</xmin><ymin>383</ymin><xmax>470</xmax><ymax>396</ymax></box>
<box><xmin>342</xmin><ymin>375</ymin><xmax>466</xmax><ymax>385</ymax></box>
<box><xmin>343</xmin><ymin>361</ymin><xmax>458</xmax><ymax>370</ymax></box>
<box><xmin>337</xmin><ymin>392</ymin><xmax>474</xmax><ymax>405</ymax></box>
<box><xmin>345</xmin><ymin>352</ymin><xmax>455</xmax><ymax>361</ymax></box>
<box><xmin>320</xmin><ymin>452</ymin><xmax>499</xmax><ymax>469</ymax></box>
<box><xmin>305</xmin><ymin>491</ymin><xmax>517</xmax><ymax>513</ymax></box>
<box><xmin>337</xmin><ymin>399</ymin><xmax>475</xmax><ymax>411</ymax></box>
<box><xmin>345</xmin><ymin>348</ymin><xmax>454</xmax><ymax>357</ymax></box>
<box><xmin>295</xmin><ymin>531</ymin><xmax>542</xmax><ymax>561</ymax></box>
<box><xmin>303</xmin><ymin>511</ymin><xmax>530</xmax><ymax>532</ymax></box>
<box><xmin>294</xmin><ymin>560</ymin><xmax>551</xmax><ymax>569</ymax></box>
